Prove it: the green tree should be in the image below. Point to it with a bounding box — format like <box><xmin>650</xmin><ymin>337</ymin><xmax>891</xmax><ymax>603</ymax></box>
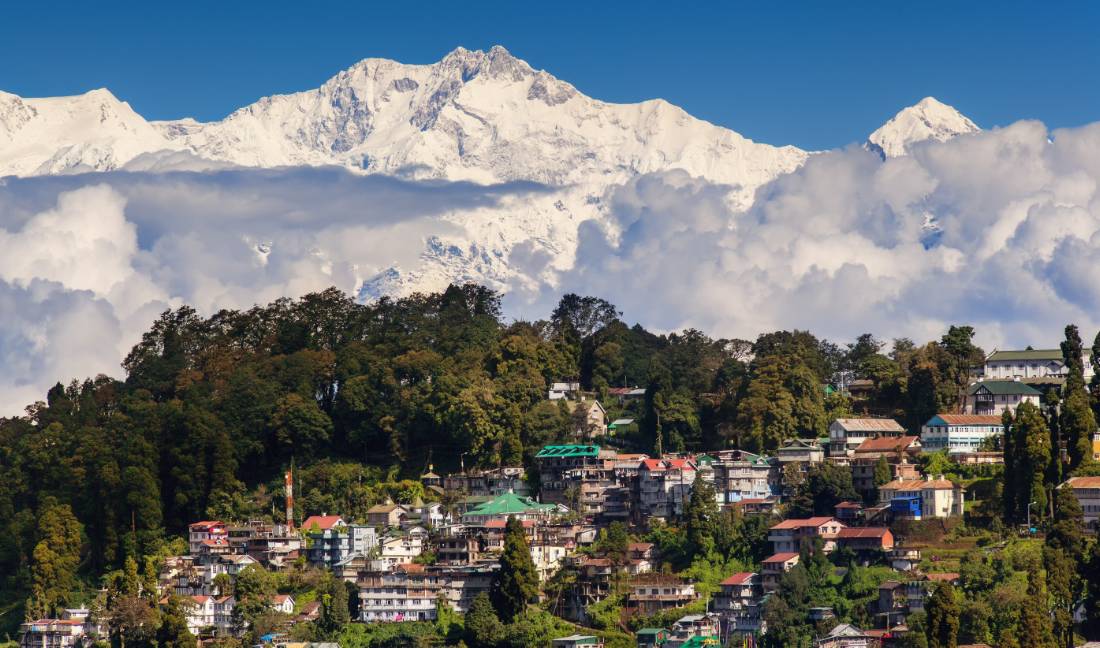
<box><xmin>924</xmin><ymin>583</ymin><xmax>960</xmax><ymax>648</ymax></box>
<box><xmin>27</xmin><ymin>498</ymin><xmax>84</xmax><ymax>618</ymax></box>
<box><xmin>790</xmin><ymin>463</ymin><xmax>859</xmax><ymax>517</ymax></box>
<box><xmin>684</xmin><ymin>477</ymin><xmax>718</xmax><ymax>556</ymax></box>
<box><xmin>157</xmin><ymin>596</ymin><xmax>197</xmax><ymax>648</ymax></box>
<box><xmin>1061</xmin><ymin>324</ymin><xmax>1096</xmax><ymax>471</ymax></box>
<box><xmin>1017</xmin><ymin>569</ymin><xmax>1055</xmax><ymax>648</ymax></box>
<box><xmin>489</xmin><ymin>517</ymin><xmax>539</xmax><ymax>622</ymax></box>
<box><xmin>464</xmin><ymin>592</ymin><xmax>503</xmax><ymax>648</ymax></box>
<box><xmin>1003</xmin><ymin>402</ymin><xmax>1051</xmax><ymax>524</ymax></box>
<box><xmin>318</xmin><ymin>573</ymin><xmax>350</xmax><ymax>635</ymax></box>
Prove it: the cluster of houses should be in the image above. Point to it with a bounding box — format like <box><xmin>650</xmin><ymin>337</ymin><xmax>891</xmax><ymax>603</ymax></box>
<box><xmin>19</xmin><ymin>349</ymin><xmax>1100</xmax><ymax>648</ymax></box>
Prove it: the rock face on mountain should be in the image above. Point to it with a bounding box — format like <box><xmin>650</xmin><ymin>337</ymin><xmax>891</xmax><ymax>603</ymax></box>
<box><xmin>0</xmin><ymin>48</ymin><xmax>980</xmax><ymax>299</ymax></box>
<box><xmin>866</xmin><ymin>96</ymin><xmax>980</xmax><ymax>158</ymax></box>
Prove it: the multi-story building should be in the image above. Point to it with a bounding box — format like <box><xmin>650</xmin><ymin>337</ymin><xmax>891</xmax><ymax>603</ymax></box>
<box><xmin>536</xmin><ymin>445</ymin><xmax>617</xmax><ymax>514</ymax></box>
<box><xmin>828</xmin><ymin>419</ymin><xmax>906</xmax><ymax>457</ymax></box>
<box><xmin>835</xmin><ymin>528</ymin><xmax>894</xmax><ymax>559</ymax></box>
<box><xmin>981</xmin><ymin>348</ymin><xmax>1093</xmax><ymax>381</ymax></box>
<box><xmin>358</xmin><ymin>564</ymin><xmax>441</xmax><ymax>622</ymax></box>
<box><xmin>768</xmin><ymin>518</ymin><xmax>846</xmax><ymax>554</ymax></box>
<box><xmin>637</xmin><ymin>458</ymin><xmax>697</xmax><ymax>520</ymax></box>
<box><xmin>761</xmin><ymin>553</ymin><xmax>799</xmax><ymax>593</ymax></box>
<box><xmin>627</xmin><ymin>575</ymin><xmax>697</xmax><ymax>616</ymax></box>
<box><xmin>366</xmin><ymin>504</ymin><xmax>408</xmax><ymax>528</ymax></box>
<box><xmin>19</xmin><ymin>609</ymin><xmax>99</xmax><ymax>648</ymax></box>
<box><xmin>711</xmin><ymin>572</ymin><xmax>763</xmax><ymax>637</ymax></box>
<box><xmin>963</xmin><ymin>381</ymin><xmax>1041</xmax><ymax>416</ymax></box>
<box><xmin>461</xmin><ymin>492</ymin><xmax>561</xmax><ymax>526</ymax></box>
<box><xmin>879</xmin><ymin>476</ymin><xmax>965</xmax><ymax>519</ymax></box>
<box><xmin>1063</xmin><ymin>476</ymin><xmax>1100</xmax><ymax>532</ymax></box>
<box><xmin>442</xmin><ymin>466</ymin><xmax>530</xmax><ymax>497</ymax></box>
<box><xmin>711</xmin><ymin>450</ymin><xmax>779</xmax><ymax>504</ymax></box>
<box><xmin>185</xmin><ymin>595</ymin><xmax>236</xmax><ymax>636</ymax></box>
<box><xmin>188</xmin><ymin>521</ymin><xmax>227</xmax><ymax>554</ymax></box>
<box><xmin>920</xmin><ymin>414</ymin><xmax>1003</xmax><ymax>453</ymax></box>
<box><xmin>306</xmin><ymin>523</ymin><xmax>377</xmax><ymax>569</ymax></box>
<box><xmin>777</xmin><ymin>438</ymin><xmax>826</xmax><ymax>467</ymax></box>
<box><xmin>357</xmin><ymin>563</ymin><xmax>497</xmax><ymax>621</ymax></box>
<box><xmin>377</xmin><ymin>527</ymin><xmax>427</xmax><ymax>568</ymax></box>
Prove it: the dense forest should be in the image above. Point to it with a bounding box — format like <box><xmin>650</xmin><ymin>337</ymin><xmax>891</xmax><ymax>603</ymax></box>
<box><xmin>0</xmin><ymin>283</ymin><xmax>1024</xmax><ymax>636</ymax></box>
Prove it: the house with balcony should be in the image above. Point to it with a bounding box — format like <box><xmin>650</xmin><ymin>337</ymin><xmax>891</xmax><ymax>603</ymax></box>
<box><xmin>963</xmin><ymin>381</ymin><xmax>1040</xmax><ymax>416</ymax></box>
<box><xmin>711</xmin><ymin>572</ymin><xmax>763</xmax><ymax>637</ymax></box>
<box><xmin>710</xmin><ymin>450</ymin><xmax>779</xmax><ymax>504</ymax></box>
<box><xmin>627</xmin><ymin>575</ymin><xmax>696</xmax><ymax>616</ymax></box>
<box><xmin>306</xmin><ymin>522</ymin><xmax>376</xmax><ymax>570</ymax></box>
<box><xmin>19</xmin><ymin>609</ymin><xmax>99</xmax><ymax>648</ymax></box>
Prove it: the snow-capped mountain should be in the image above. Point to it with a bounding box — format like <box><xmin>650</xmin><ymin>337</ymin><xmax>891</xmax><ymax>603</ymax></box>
<box><xmin>0</xmin><ymin>88</ymin><xmax>184</xmax><ymax>176</ymax></box>
<box><xmin>0</xmin><ymin>48</ymin><xmax>980</xmax><ymax>300</ymax></box>
<box><xmin>866</xmin><ymin>96</ymin><xmax>980</xmax><ymax>158</ymax></box>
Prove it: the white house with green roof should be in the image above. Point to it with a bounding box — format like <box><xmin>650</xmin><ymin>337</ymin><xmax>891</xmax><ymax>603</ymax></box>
<box><xmin>460</xmin><ymin>492</ymin><xmax>560</xmax><ymax>525</ymax></box>
<box><xmin>963</xmin><ymin>380</ymin><xmax>1041</xmax><ymax>416</ymax></box>
<box><xmin>982</xmin><ymin>348</ymin><xmax>1092</xmax><ymax>381</ymax></box>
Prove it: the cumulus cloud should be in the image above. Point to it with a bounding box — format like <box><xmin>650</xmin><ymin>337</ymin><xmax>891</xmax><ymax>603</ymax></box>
<box><xmin>6</xmin><ymin>119</ymin><xmax>1100</xmax><ymax>414</ymax></box>
<box><xmin>514</xmin><ymin>119</ymin><xmax>1100</xmax><ymax>351</ymax></box>
<box><xmin>0</xmin><ymin>168</ymin><xmax>548</xmax><ymax>414</ymax></box>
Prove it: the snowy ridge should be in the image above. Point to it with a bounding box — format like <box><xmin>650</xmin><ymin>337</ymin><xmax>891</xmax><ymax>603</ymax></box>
<box><xmin>866</xmin><ymin>96</ymin><xmax>980</xmax><ymax>158</ymax></box>
<box><xmin>0</xmin><ymin>48</ymin><xmax>979</xmax><ymax>300</ymax></box>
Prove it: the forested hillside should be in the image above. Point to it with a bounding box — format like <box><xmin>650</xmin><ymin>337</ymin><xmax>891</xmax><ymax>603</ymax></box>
<box><xmin>0</xmin><ymin>284</ymin><xmax>988</xmax><ymax>634</ymax></box>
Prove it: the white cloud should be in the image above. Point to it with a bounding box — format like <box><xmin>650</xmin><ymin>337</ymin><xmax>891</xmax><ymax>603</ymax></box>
<box><xmin>5</xmin><ymin>118</ymin><xmax>1100</xmax><ymax>414</ymax></box>
<box><xmin>515</xmin><ymin>119</ymin><xmax>1100</xmax><ymax>352</ymax></box>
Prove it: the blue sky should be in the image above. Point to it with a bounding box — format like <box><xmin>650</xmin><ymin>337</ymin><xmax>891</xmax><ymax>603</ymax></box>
<box><xmin>3</xmin><ymin>0</ymin><xmax>1098</xmax><ymax>149</ymax></box>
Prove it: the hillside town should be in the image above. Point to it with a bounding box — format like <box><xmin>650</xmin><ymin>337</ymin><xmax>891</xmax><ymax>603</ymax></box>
<box><xmin>17</xmin><ymin>342</ymin><xmax>1100</xmax><ymax>648</ymax></box>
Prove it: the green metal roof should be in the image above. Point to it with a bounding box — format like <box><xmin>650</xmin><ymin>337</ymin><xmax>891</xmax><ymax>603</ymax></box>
<box><xmin>462</xmin><ymin>492</ymin><xmax>556</xmax><ymax>517</ymax></box>
<box><xmin>636</xmin><ymin>629</ymin><xmax>666</xmax><ymax>636</ymax></box>
<box><xmin>968</xmin><ymin>380</ymin><xmax>1041</xmax><ymax>396</ymax></box>
<box><xmin>535</xmin><ymin>444</ymin><xmax>601</xmax><ymax>458</ymax></box>
<box><xmin>986</xmin><ymin>349</ymin><xmax>1068</xmax><ymax>362</ymax></box>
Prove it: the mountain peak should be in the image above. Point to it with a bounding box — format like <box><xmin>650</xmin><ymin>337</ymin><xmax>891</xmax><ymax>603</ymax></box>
<box><xmin>867</xmin><ymin>96</ymin><xmax>979</xmax><ymax>158</ymax></box>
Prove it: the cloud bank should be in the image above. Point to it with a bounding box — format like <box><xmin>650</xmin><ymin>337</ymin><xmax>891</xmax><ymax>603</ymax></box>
<box><xmin>527</xmin><ymin>119</ymin><xmax>1100</xmax><ymax>349</ymax></box>
<box><xmin>4</xmin><ymin>118</ymin><xmax>1100</xmax><ymax>413</ymax></box>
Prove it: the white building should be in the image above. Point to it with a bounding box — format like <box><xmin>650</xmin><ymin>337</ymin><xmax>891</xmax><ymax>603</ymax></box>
<box><xmin>376</xmin><ymin>528</ymin><xmax>427</xmax><ymax>567</ymax></box>
<box><xmin>1063</xmin><ymin>476</ymin><xmax>1100</xmax><ymax>533</ymax></box>
<box><xmin>711</xmin><ymin>572</ymin><xmax>763</xmax><ymax>637</ymax></box>
<box><xmin>186</xmin><ymin>595</ymin><xmax>235</xmax><ymax>636</ymax></box>
<box><xmin>982</xmin><ymin>348</ymin><xmax>1093</xmax><ymax>381</ymax></box>
<box><xmin>879</xmin><ymin>476</ymin><xmax>965</xmax><ymax>519</ymax></box>
<box><xmin>188</xmin><ymin>521</ymin><xmax>227</xmax><ymax>554</ymax></box>
<box><xmin>963</xmin><ymin>380</ymin><xmax>1041</xmax><ymax>416</ymax></box>
<box><xmin>920</xmin><ymin>414</ymin><xmax>1003</xmax><ymax>454</ymax></box>
<box><xmin>828</xmin><ymin>419</ymin><xmax>906</xmax><ymax>457</ymax></box>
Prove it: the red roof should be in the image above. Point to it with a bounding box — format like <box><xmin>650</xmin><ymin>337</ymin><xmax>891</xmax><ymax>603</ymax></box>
<box><xmin>838</xmin><ymin>527</ymin><xmax>892</xmax><ymax>539</ymax></box>
<box><xmin>720</xmin><ymin>572</ymin><xmax>756</xmax><ymax>585</ymax></box>
<box><xmin>1066</xmin><ymin>476</ymin><xmax>1100</xmax><ymax>488</ymax></box>
<box><xmin>763</xmin><ymin>552</ymin><xmax>800</xmax><ymax>563</ymax></box>
<box><xmin>301</xmin><ymin>515</ymin><xmax>344</xmax><ymax>530</ymax></box>
<box><xmin>854</xmin><ymin>435</ymin><xmax>919</xmax><ymax>453</ymax></box>
<box><xmin>934</xmin><ymin>414</ymin><xmax>1003</xmax><ymax>425</ymax></box>
<box><xmin>189</xmin><ymin>520</ymin><xmax>224</xmax><ymax>529</ymax></box>
<box><xmin>770</xmin><ymin>516</ymin><xmax>839</xmax><ymax>530</ymax></box>
<box><xmin>835</xmin><ymin>501</ymin><xmax>862</xmax><ymax>509</ymax></box>
<box><xmin>640</xmin><ymin>458</ymin><xmax>696</xmax><ymax>471</ymax></box>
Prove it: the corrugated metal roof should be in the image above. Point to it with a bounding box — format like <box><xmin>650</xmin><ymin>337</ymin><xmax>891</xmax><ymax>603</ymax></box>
<box><xmin>986</xmin><ymin>349</ymin><xmax>1070</xmax><ymax>362</ymax></box>
<box><xmin>929</xmin><ymin>414</ymin><xmax>1003</xmax><ymax>426</ymax></box>
<box><xmin>832</xmin><ymin>418</ymin><xmax>906</xmax><ymax>433</ymax></box>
